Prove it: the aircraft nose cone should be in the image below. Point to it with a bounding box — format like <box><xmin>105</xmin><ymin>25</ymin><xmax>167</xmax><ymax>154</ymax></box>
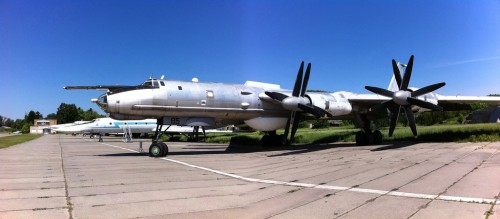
<box><xmin>93</xmin><ymin>93</ymin><xmax>108</xmax><ymax>111</ymax></box>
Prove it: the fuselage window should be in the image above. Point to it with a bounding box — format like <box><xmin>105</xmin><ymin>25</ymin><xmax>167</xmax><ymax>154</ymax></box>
<box><xmin>207</xmin><ymin>90</ymin><xmax>214</xmax><ymax>98</ymax></box>
<box><xmin>160</xmin><ymin>81</ymin><xmax>165</xmax><ymax>86</ymax></box>
<box><xmin>178</xmin><ymin>86</ymin><xmax>182</xmax><ymax>90</ymax></box>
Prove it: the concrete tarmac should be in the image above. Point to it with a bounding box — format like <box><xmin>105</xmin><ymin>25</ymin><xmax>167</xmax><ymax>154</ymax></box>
<box><xmin>0</xmin><ymin>135</ymin><xmax>499</xmax><ymax>219</ymax></box>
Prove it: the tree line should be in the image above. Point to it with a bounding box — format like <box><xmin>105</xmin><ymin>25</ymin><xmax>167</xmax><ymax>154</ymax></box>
<box><xmin>0</xmin><ymin>103</ymin><xmax>104</xmax><ymax>133</ymax></box>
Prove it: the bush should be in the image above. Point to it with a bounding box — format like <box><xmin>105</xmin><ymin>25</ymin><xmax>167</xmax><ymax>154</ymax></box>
<box><xmin>21</xmin><ymin>123</ymin><xmax>31</xmax><ymax>134</ymax></box>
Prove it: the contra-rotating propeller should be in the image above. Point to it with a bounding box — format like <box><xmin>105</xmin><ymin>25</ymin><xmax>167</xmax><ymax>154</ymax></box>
<box><xmin>365</xmin><ymin>55</ymin><xmax>446</xmax><ymax>137</ymax></box>
<box><xmin>265</xmin><ymin>62</ymin><xmax>332</xmax><ymax>144</ymax></box>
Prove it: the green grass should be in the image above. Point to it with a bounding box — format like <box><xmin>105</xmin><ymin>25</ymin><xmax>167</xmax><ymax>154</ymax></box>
<box><xmin>0</xmin><ymin>134</ymin><xmax>43</xmax><ymax>149</ymax></box>
<box><xmin>174</xmin><ymin>123</ymin><xmax>500</xmax><ymax>145</ymax></box>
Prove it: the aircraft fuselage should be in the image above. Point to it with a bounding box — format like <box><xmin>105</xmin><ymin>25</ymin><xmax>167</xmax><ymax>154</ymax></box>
<box><xmin>95</xmin><ymin>79</ymin><xmax>353</xmax><ymax>131</ymax></box>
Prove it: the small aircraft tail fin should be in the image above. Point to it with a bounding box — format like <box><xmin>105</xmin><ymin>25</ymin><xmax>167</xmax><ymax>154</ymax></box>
<box><xmin>387</xmin><ymin>75</ymin><xmax>399</xmax><ymax>92</ymax></box>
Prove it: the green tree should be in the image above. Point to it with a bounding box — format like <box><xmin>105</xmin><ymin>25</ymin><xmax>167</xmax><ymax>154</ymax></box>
<box><xmin>77</xmin><ymin>107</ymin><xmax>85</xmax><ymax>121</ymax></box>
<box><xmin>23</xmin><ymin>111</ymin><xmax>43</xmax><ymax>126</ymax></box>
<box><xmin>83</xmin><ymin>108</ymin><xmax>102</xmax><ymax>121</ymax></box>
<box><xmin>4</xmin><ymin>118</ymin><xmax>15</xmax><ymax>128</ymax></box>
<box><xmin>0</xmin><ymin>115</ymin><xmax>5</xmax><ymax>126</ymax></box>
<box><xmin>57</xmin><ymin>103</ymin><xmax>81</xmax><ymax>124</ymax></box>
<box><xmin>14</xmin><ymin>119</ymin><xmax>24</xmax><ymax>130</ymax></box>
<box><xmin>46</xmin><ymin>113</ymin><xmax>57</xmax><ymax>120</ymax></box>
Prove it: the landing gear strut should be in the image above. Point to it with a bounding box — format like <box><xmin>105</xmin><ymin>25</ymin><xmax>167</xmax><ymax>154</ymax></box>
<box><xmin>149</xmin><ymin>119</ymin><xmax>169</xmax><ymax>157</ymax></box>
<box><xmin>355</xmin><ymin>115</ymin><xmax>383</xmax><ymax>146</ymax></box>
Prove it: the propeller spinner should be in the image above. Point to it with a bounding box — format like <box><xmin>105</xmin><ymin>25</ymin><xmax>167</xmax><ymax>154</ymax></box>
<box><xmin>265</xmin><ymin>62</ymin><xmax>332</xmax><ymax>144</ymax></box>
<box><xmin>365</xmin><ymin>55</ymin><xmax>446</xmax><ymax>137</ymax></box>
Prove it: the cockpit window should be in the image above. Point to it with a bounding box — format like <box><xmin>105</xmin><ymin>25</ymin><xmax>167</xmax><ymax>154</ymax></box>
<box><xmin>142</xmin><ymin>79</ymin><xmax>160</xmax><ymax>88</ymax></box>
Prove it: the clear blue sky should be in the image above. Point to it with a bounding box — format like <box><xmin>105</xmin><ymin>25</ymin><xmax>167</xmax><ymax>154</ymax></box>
<box><xmin>1</xmin><ymin>0</ymin><xmax>499</xmax><ymax>120</ymax></box>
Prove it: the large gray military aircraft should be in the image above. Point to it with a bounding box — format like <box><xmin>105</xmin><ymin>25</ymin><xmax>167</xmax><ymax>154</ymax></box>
<box><xmin>65</xmin><ymin>55</ymin><xmax>500</xmax><ymax>157</ymax></box>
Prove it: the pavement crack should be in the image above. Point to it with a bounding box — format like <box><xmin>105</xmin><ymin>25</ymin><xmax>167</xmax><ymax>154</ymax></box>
<box><xmin>484</xmin><ymin>192</ymin><xmax>499</xmax><ymax>219</ymax></box>
<box><xmin>59</xmin><ymin>136</ymin><xmax>74</xmax><ymax>219</ymax></box>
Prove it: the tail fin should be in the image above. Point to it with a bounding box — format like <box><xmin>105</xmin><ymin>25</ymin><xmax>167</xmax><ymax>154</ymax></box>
<box><xmin>387</xmin><ymin>75</ymin><xmax>399</xmax><ymax>92</ymax></box>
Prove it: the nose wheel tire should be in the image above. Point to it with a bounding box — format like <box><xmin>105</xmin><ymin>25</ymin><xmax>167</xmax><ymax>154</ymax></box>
<box><xmin>149</xmin><ymin>142</ymin><xmax>168</xmax><ymax>157</ymax></box>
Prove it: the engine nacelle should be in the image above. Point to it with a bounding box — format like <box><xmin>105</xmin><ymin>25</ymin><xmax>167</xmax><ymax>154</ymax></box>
<box><xmin>306</xmin><ymin>93</ymin><xmax>352</xmax><ymax>116</ymax></box>
<box><xmin>244</xmin><ymin>117</ymin><xmax>288</xmax><ymax>131</ymax></box>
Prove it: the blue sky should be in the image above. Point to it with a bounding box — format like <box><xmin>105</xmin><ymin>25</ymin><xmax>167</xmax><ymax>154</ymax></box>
<box><xmin>1</xmin><ymin>0</ymin><xmax>499</xmax><ymax>120</ymax></box>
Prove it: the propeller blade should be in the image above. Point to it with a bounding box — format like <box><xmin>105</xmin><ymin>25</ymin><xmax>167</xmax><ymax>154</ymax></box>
<box><xmin>411</xmin><ymin>82</ymin><xmax>446</xmax><ymax>97</ymax></box>
<box><xmin>292</xmin><ymin>62</ymin><xmax>304</xmax><ymax>97</ymax></box>
<box><xmin>290</xmin><ymin>113</ymin><xmax>302</xmax><ymax>142</ymax></box>
<box><xmin>265</xmin><ymin>91</ymin><xmax>289</xmax><ymax>101</ymax></box>
<box><xmin>300</xmin><ymin>63</ymin><xmax>311</xmax><ymax>97</ymax></box>
<box><xmin>392</xmin><ymin>59</ymin><xmax>402</xmax><ymax>89</ymax></box>
<box><xmin>388</xmin><ymin>106</ymin><xmax>400</xmax><ymax>137</ymax></box>
<box><xmin>407</xmin><ymin>97</ymin><xmax>443</xmax><ymax>111</ymax></box>
<box><xmin>404</xmin><ymin>105</ymin><xmax>417</xmax><ymax>136</ymax></box>
<box><xmin>282</xmin><ymin>113</ymin><xmax>293</xmax><ymax>144</ymax></box>
<box><xmin>298</xmin><ymin>103</ymin><xmax>332</xmax><ymax>118</ymax></box>
<box><xmin>365</xmin><ymin>86</ymin><xmax>394</xmax><ymax>98</ymax></box>
<box><xmin>400</xmin><ymin>55</ymin><xmax>414</xmax><ymax>90</ymax></box>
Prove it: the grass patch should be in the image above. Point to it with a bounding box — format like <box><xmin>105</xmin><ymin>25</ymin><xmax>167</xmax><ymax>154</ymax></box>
<box><xmin>385</xmin><ymin>123</ymin><xmax>500</xmax><ymax>142</ymax></box>
<box><xmin>0</xmin><ymin>134</ymin><xmax>43</xmax><ymax>149</ymax></box>
<box><xmin>177</xmin><ymin>123</ymin><xmax>500</xmax><ymax>145</ymax></box>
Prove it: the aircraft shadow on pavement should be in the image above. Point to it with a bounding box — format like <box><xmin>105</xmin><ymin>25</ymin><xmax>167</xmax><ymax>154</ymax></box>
<box><xmin>370</xmin><ymin>141</ymin><xmax>417</xmax><ymax>151</ymax></box>
<box><xmin>165</xmin><ymin>142</ymin><xmax>360</xmax><ymax>157</ymax></box>
<box><xmin>96</xmin><ymin>152</ymin><xmax>149</xmax><ymax>157</ymax></box>
<box><xmin>92</xmin><ymin>141</ymin><xmax>418</xmax><ymax>157</ymax></box>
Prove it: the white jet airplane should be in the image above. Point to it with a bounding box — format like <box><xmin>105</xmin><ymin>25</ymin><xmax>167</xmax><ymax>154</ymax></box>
<box><xmin>65</xmin><ymin>55</ymin><xmax>500</xmax><ymax>157</ymax></box>
<box><xmin>53</xmin><ymin>117</ymin><xmax>221</xmax><ymax>142</ymax></box>
<box><xmin>54</xmin><ymin>117</ymin><xmax>157</xmax><ymax>141</ymax></box>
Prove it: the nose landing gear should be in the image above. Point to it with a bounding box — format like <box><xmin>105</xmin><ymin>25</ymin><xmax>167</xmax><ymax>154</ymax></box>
<box><xmin>149</xmin><ymin>142</ymin><xmax>168</xmax><ymax>157</ymax></box>
<box><xmin>149</xmin><ymin>119</ymin><xmax>169</xmax><ymax>157</ymax></box>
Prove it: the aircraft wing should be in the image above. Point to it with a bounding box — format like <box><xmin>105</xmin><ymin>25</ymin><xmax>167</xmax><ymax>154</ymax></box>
<box><xmin>347</xmin><ymin>94</ymin><xmax>391</xmax><ymax>105</ymax></box>
<box><xmin>346</xmin><ymin>93</ymin><xmax>500</xmax><ymax>112</ymax></box>
<box><xmin>63</xmin><ymin>85</ymin><xmax>135</xmax><ymax>92</ymax></box>
<box><xmin>435</xmin><ymin>94</ymin><xmax>500</xmax><ymax>110</ymax></box>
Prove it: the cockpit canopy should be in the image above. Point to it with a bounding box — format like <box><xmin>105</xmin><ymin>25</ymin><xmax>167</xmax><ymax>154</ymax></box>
<box><xmin>142</xmin><ymin>78</ymin><xmax>164</xmax><ymax>88</ymax></box>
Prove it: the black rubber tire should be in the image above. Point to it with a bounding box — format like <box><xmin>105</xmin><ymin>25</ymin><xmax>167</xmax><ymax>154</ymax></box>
<box><xmin>261</xmin><ymin>135</ymin><xmax>272</xmax><ymax>147</ymax></box>
<box><xmin>373</xmin><ymin>130</ymin><xmax>383</xmax><ymax>145</ymax></box>
<box><xmin>355</xmin><ymin>131</ymin><xmax>365</xmax><ymax>146</ymax></box>
<box><xmin>149</xmin><ymin>143</ymin><xmax>163</xmax><ymax>157</ymax></box>
<box><xmin>159</xmin><ymin>142</ymin><xmax>169</xmax><ymax>157</ymax></box>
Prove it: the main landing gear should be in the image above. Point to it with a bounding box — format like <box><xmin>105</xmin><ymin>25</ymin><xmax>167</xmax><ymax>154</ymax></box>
<box><xmin>355</xmin><ymin>130</ymin><xmax>382</xmax><ymax>146</ymax></box>
<box><xmin>148</xmin><ymin>120</ymin><xmax>169</xmax><ymax>157</ymax></box>
<box><xmin>355</xmin><ymin>115</ymin><xmax>383</xmax><ymax>146</ymax></box>
<box><xmin>260</xmin><ymin>131</ymin><xmax>290</xmax><ymax>147</ymax></box>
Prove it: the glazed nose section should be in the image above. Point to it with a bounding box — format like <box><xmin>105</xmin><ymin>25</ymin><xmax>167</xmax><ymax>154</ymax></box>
<box><xmin>91</xmin><ymin>93</ymin><xmax>108</xmax><ymax>112</ymax></box>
